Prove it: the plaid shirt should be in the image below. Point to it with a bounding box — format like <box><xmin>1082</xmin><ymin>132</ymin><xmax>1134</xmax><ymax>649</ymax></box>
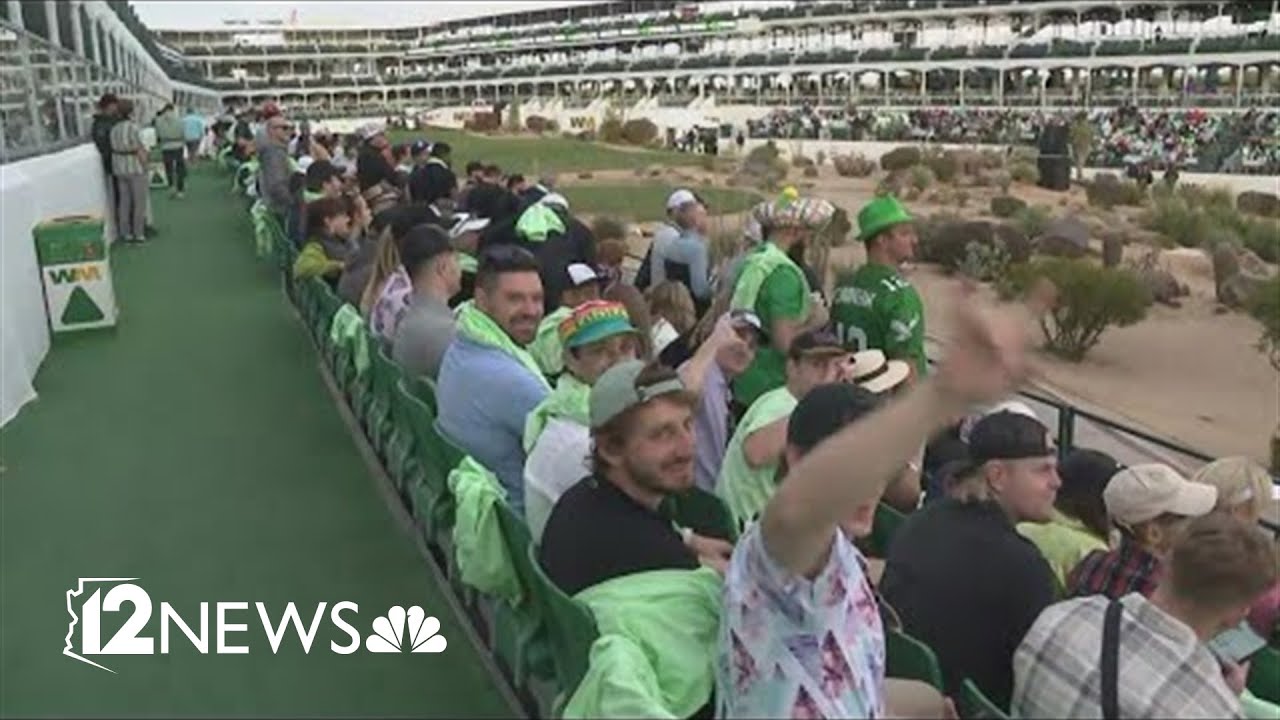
<box><xmin>1065</xmin><ymin>536</ymin><xmax>1161</xmax><ymax>600</ymax></box>
<box><xmin>1013</xmin><ymin>593</ymin><xmax>1242</xmax><ymax>719</ymax></box>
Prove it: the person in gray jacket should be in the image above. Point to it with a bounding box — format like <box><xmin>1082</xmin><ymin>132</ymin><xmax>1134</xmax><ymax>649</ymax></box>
<box><xmin>392</xmin><ymin>223</ymin><xmax>463</xmax><ymax>380</ymax></box>
<box><xmin>257</xmin><ymin>114</ymin><xmax>295</xmax><ymax>220</ymax></box>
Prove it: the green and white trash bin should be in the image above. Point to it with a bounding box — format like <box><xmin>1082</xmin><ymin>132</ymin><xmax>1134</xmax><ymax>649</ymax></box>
<box><xmin>34</xmin><ymin>216</ymin><xmax>118</xmax><ymax>332</ymax></box>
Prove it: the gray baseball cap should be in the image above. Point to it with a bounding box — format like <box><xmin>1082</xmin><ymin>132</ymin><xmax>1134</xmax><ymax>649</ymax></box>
<box><xmin>589</xmin><ymin>360</ymin><xmax>688</xmax><ymax>429</ymax></box>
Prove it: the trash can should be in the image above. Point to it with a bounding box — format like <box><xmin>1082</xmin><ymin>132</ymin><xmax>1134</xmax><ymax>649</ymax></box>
<box><xmin>34</xmin><ymin>216</ymin><xmax>118</xmax><ymax>333</ymax></box>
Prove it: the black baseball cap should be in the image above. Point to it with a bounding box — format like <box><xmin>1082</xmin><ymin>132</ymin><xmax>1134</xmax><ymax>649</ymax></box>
<box><xmin>967</xmin><ymin>411</ymin><xmax>1053</xmax><ymax>466</ymax></box>
<box><xmin>787</xmin><ymin>383</ymin><xmax>882</xmax><ymax>456</ymax></box>
<box><xmin>305</xmin><ymin>160</ymin><xmax>343</xmax><ymax>189</ymax></box>
<box><xmin>400</xmin><ymin>223</ymin><xmax>454</xmax><ymax>276</ymax></box>
<box><xmin>788</xmin><ymin>328</ymin><xmax>847</xmax><ymax>361</ymax></box>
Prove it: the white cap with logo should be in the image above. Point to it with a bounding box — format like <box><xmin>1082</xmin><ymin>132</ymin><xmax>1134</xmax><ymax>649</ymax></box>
<box><xmin>567</xmin><ymin>263</ymin><xmax>602</xmax><ymax>287</ymax></box>
<box><xmin>666</xmin><ymin>188</ymin><xmax>698</xmax><ymax>211</ymax></box>
<box><xmin>1103</xmin><ymin>463</ymin><xmax>1218</xmax><ymax>527</ymax></box>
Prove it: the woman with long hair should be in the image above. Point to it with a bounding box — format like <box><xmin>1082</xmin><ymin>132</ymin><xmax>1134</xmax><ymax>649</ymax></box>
<box><xmin>362</xmin><ymin>224</ymin><xmax>412</xmax><ymax>348</ymax></box>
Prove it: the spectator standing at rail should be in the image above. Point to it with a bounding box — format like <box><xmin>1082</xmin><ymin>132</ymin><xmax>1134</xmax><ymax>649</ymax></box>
<box><xmin>154</xmin><ymin>104</ymin><xmax>187</xmax><ymax>199</ymax></box>
<box><xmin>91</xmin><ymin>93</ymin><xmax>122</xmax><ymax>241</ymax></box>
<box><xmin>182</xmin><ymin>107</ymin><xmax>206</xmax><ymax>162</ymax></box>
<box><xmin>257</xmin><ymin>113</ymin><xmax>296</xmax><ymax>223</ymax></box>
<box><xmin>108</xmin><ymin>99</ymin><xmax>150</xmax><ymax>245</ymax></box>
<box><xmin>832</xmin><ymin>196</ymin><xmax>928</xmax><ymax>379</ymax></box>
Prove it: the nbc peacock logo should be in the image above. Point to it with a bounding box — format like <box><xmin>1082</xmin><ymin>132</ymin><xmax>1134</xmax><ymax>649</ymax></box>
<box><xmin>365</xmin><ymin>606</ymin><xmax>447</xmax><ymax>653</ymax></box>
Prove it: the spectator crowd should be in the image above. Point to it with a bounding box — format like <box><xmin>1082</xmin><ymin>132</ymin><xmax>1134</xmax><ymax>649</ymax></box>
<box><xmin>747</xmin><ymin>105</ymin><xmax>1280</xmax><ymax>175</ymax></box>
<box><xmin>217</xmin><ymin>100</ymin><xmax>1279</xmax><ymax>720</ymax></box>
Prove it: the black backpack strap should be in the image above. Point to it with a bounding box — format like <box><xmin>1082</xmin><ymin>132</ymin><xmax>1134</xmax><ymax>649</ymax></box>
<box><xmin>1101</xmin><ymin>599</ymin><xmax>1124</xmax><ymax>720</ymax></box>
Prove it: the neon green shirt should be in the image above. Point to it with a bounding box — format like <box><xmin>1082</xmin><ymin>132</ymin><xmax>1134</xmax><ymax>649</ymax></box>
<box><xmin>716</xmin><ymin>386</ymin><xmax>797</xmax><ymax>528</ymax></box>
<box><xmin>831</xmin><ymin>262</ymin><xmax>927</xmax><ymax>376</ymax></box>
<box><xmin>1018</xmin><ymin>510</ymin><xmax>1108</xmax><ymax>591</ymax></box>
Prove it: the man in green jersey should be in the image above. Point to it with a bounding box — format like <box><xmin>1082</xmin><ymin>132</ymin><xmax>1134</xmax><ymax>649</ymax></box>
<box><xmin>832</xmin><ymin>196</ymin><xmax>928</xmax><ymax>378</ymax></box>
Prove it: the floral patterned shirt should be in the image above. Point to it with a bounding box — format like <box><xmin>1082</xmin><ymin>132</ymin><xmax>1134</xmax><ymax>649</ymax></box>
<box><xmin>369</xmin><ymin>268</ymin><xmax>412</xmax><ymax>346</ymax></box>
<box><xmin>717</xmin><ymin>524</ymin><xmax>886</xmax><ymax>719</ymax></box>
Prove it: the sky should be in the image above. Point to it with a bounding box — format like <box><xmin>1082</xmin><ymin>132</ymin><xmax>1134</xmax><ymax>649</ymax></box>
<box><xmin>131</xmin><ymin>1</ymin><xmax>603</xmax><ymax>30</ymax></box>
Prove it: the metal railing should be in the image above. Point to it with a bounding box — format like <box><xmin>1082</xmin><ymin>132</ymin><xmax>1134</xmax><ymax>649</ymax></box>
<box><xmin>0</xmin><ymin>20</ymin><xmax>210</xmax><ymax>164</ymax></box>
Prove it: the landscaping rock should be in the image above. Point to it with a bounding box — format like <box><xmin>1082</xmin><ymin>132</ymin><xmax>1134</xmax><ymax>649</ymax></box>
<box><xmin>994</xmin><ymin>223</ymin><xmax>1033</xmax><ymax>263</ymax></box>
<box><xmin>1212</xmin><ymin>242</ymin><xmax>1272</xmax><ymax>308</ymax></box>
<box><xmin>1237</xmin><ymin>191</ymin><xmax>1280</xmax><ymax>218</ymax></box>
<box><xmin>1038</xmin><ymin>216</ymin><xmax>1090</xmax><ymax>258</ymax></box>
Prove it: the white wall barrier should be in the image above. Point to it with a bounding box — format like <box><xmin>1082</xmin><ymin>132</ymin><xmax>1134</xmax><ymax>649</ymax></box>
<box><xmin>0</xmin><ymin>143</ymin><xmax>110</xmax><ymax>426</ymax></box>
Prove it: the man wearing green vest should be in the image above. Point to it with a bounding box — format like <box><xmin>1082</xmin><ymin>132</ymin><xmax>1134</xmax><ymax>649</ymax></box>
<box><xmin>730</xmin><ymin>196</ymin><xmax>836</xmax><ymax>408</ymax></box>
<box><xmin>832</xmin><ymin>195</ymin><xmax>928</xmax><ymax>379</ymax></box>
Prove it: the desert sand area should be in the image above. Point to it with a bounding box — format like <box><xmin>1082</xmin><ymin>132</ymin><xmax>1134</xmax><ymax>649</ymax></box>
<box><xmin>563</xmin><ymin>159</ymin><xmax>1280</xmax><ymax>469</ymax></box>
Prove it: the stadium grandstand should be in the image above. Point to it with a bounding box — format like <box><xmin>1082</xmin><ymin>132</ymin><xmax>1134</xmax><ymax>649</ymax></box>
<box><xmin>2</xmin><ymin>1</ymin><xmax>1279</xmax><ymax>718</ymax></box>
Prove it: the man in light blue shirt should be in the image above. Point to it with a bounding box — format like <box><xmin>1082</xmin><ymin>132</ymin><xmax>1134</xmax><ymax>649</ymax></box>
<box><xmin>436</xmin><ymin>247</ymin><xmax>549</xmax><ymax>512</ymax></box>
<box><xmin>646</xmin><ymin>189</ymin><xmax>712</xmax><ymax>305</ymax></box>
<box><xmin>181</xmin><ymin>108</ymin><xmax>205</xmax><ymax>161</ymax></box>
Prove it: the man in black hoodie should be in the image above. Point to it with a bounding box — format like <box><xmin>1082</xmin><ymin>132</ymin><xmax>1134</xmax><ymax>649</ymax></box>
<box><xmin>91</xmin><ymin>94</ymin><xmax>122</xmax><ymax>241</ymax></box>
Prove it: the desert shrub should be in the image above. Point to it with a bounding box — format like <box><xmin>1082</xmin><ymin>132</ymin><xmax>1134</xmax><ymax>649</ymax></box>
<box><xmin>1014</xmin><ymin>205</ymin><xmax>1053</xmax><ymax>239</ymax></box>
<box><xmin>742</xmin><ymin>141</ymin><xmax>788</xmax><ymax>189</ymax></box>
<box><xmin>591</xmin><ymin>216</ymin><xmax>628</xmax><ymax>242</ymax></box>
<box><xmin>815</xmin><ymin>150</ymin><xmax>827</xmax><ymax>167</ymax></box>
<box><xmin>1009</xmin><ymin>146</ymin><xmax>1039</xmax><ymax>165</ymax></box>
<box><xmin>621</xmin><ymin>118</ymin><xmax>659</xmax><ymax>146</ymax></box>
<box><xmin>909</xmin><ymin>164</ymin><xmax>935</xmax><ymax>192</ymax></box>
<box><xmin>990</xmin><ymin>195</ymin><xmax>1028</xmax><ymax>218</ymax></box>
<box><xmin>578</xmin><ymin>171</ymin><xmax>594</xmax><ymax>180</ymax></box>
<box><xmin>1009</xmin><ymin>160</ymin><xmax>1040</xmax><ymax>185</ymax></box>
<box><xmin>525</xmin><ymin>115</ymin><xmax>551</xmax><ymax>133</ymax></box>
<box><xmin>1179</xmin><ymin>183</ymin><xmax>1234</xmax><ymax>213</ymax></box>
<box><xmin>881</xmin><ymin>146</ymin><xmax>922</xmax><ymax>172</ymax></box>
<box><xmin>832</xmin><ymin>153</ymin><xmax>876</xmax><ymax>177</ymax></box>
<box><xmin>463</xmin><ymin>111</ymin><xmax>501</xmax><ymax>132</ymax></box>
<box><xmin>923</xmin><ymin>149</ymin><xmax>960</xmax><ymax>183</ymax></box>
<box><xmin>1069</xmin><ymin>117</ymin><xmax>1095</xmax><ymax>181</ymax></box>
<box><xmin>993</xmin><ymin>170</ymin><xmax>1013</xmax><ymax>195</ymax></box>
<box><xmin>1087</xmin><ymin>173</ymin><xmax>1147</xmax><ymax>208</ymax></box>
<box><xmin>978</xmin><ymin>148</ymin><xmax>1006</xmax><ymax>170</ymax></box>
<box><xmin>995</xmin><ymin>224</ymin><xmax>1034</xmax><ymax>264</ymax></box>
<box><xmin>918</xmin><ymin>217</ymin><xmax>992</xmax><ymax>271</ymax></box>
<box><xmin>1102</xmin><ymin>233</ymin><xmax>1125</xmax><ymax>268</ymax></box>
<box><xmin>792</xmin><ymin>153</ymin><xmax>815</xmax><ymax>168</ymax></box>
<box><xmin>954</xmin><ymin>189</ymin><xmax>971</xmax><ymax>208</ymax></box>
<box><xmin>599</xmin><ymin>117</ymin><xmax>624</xmax><ymax>144</ymax></box>
<box><xmin>1249</xmin><ymin>275</ymin><xmax>1280</xmax><ymax>370</ymax></box>
<box><xmin>803</xmin><ymin>165</ymin><xmax>820</xmax><ymax>178</ymax></box>
<box><xmin>877</xmin><ymin>171</ymin><xmax>906</xmax><ymax>197</ymax></box>
<box><xmin>545</xmin><ymin>119</ymin><xmax>560</xmax><ymax>133</ymax></box>
<box><xmin>1000</xmin><ymin>258</ymin><xmax>1151</xmax><ymax>361</ymax></box>
<box><xmin>1238</xmin><ymin>191</ymin><xmax>1280</xmax><ymax>219</ymax></box>
<box><xmin>1242</xmin><ymin>219</ymin><xmax>1280</xmax><ymax>263</ymax></box>
<box><xmin>959</xmin><ymin>240</ymin><xmax>1012</xmax><ymax>282</ymax></box>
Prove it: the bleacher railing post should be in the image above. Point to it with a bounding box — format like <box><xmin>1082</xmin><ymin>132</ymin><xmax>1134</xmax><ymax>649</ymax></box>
<box><xmin>1057</xmin><ymin>404</ymin><xmax>1076</xmax><ymax>458</ymax></box>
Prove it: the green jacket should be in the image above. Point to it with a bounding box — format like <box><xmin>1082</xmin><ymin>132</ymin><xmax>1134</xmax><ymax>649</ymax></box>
<box><xmin>564</xmin><ymin>568</ymin><xmax>722</xmax><ymax>719</ymax></box>
<box><xmin>448</xmin><ymin>457</ymin><xmax>520</xmax><ymax>604</ymax></box>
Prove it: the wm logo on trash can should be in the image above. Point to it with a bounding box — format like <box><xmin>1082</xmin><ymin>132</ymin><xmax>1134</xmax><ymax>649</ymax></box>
<box><xmin>49</xmin><ymin>265</ymin><xmax>102</xmax><ymax>284</ymax></box>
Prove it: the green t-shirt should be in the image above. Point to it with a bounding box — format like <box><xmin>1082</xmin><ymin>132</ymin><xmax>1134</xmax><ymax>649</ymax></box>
<box><xmin>732</xmin><ymin>265</ymin><xmax>809</xmax><ymax>406</ymax></box>
<box><xmin>716</xmin><ymin>386</ymin><xmax>797</xmax><ymax>528</ymax></box>
<box><xmin>831</xmin><ymin>262</ymin><xmax>927</xmax><ymax>376</ymax></box>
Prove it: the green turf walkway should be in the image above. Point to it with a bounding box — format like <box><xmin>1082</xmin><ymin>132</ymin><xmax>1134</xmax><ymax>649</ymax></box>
<box><xmin>0</xmin><ymin>167</ymin><xmax>515</xmax><ymax>718</ymax></box>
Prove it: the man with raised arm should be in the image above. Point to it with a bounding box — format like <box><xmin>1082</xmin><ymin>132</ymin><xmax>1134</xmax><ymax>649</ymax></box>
<box><xmin>715</xmin><ymin>280</ymin><xmax>1049</xmax><ymax>719</ymax></box>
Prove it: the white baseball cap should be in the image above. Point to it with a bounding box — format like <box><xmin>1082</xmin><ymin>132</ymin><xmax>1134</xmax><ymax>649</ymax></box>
<box><xmin>540</xmin><ymin>193</ymin><xmax>569</xmax><ymax>210</ymax></box>
<box><xmin>449</xmin><ymin>213</ymin><xmax>490</xmax><ymax>239</ymax></box>
<box><xmin>666</xmin><ymin>188</ymin><xmax>698</xmax><ymax>211</ymax></box>
<box><xmin>1104</xmin><ymin>463</ymin><xmax>1218</xmax><ymax>527</ymax></box>
<box><xmin>567</xmin><ymin>263</ymin><xmax>602</xmax><ymax>287</ymax></box>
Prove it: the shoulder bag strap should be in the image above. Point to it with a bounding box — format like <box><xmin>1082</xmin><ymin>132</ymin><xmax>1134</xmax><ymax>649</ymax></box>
<box><xmin>1100</xmin><ymin>598</ymin><xmax>1124</xmax><ymax>720</ymax></box>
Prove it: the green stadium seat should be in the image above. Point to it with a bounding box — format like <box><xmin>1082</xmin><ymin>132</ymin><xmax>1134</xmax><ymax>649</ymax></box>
<box><xmin>958</xmin><ymin>678</ymin><xmax>1012</xmax><ymax>719</ymax></box>
<box><xmin>493</xmin><ymin>503</ymin><xmax>555</xmax><ymax>689</ymax></box>
<box><xmin>1248</xmin><ymin>645</ymin><xmax>1279</xmax><ymax>704</ymax></box>
<box><xmin>526</xmin><ymin>543</ymin><xmax>599</xmax><ymax>707</ymax></box>
<box><xmin>384</xmin><ymin>370</ymin><xmax>418</xmax><ymax>496</ymax></box>
<box><xmin>886</xmin><ymin>627</ymin><xmax>945</xmax><ymax>691</ymax></box>
<box><xmin>407</xmin><ymin>374</ymin><xmax>438</xmax><ymax>416</ymax></box>
<box><xmin>398</xmin><ymin>379</ymin><xmax>453</xmax><ymax>547</ymax></box>
<box><xmin>868</xmin><ymin>502</ymin><xmax>908</xmax><ymax>557</ymax></box>
<box><xmin>365</xmin><ymin>344</ymin><xmax>403</xmax><ymax>456</ymax></box>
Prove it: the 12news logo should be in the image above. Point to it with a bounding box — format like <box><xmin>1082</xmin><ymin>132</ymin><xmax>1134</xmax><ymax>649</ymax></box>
<box><xmin>64</xmin><ymin>578</ymin><xmax>446</xmax><ymax>673</ymax></box>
